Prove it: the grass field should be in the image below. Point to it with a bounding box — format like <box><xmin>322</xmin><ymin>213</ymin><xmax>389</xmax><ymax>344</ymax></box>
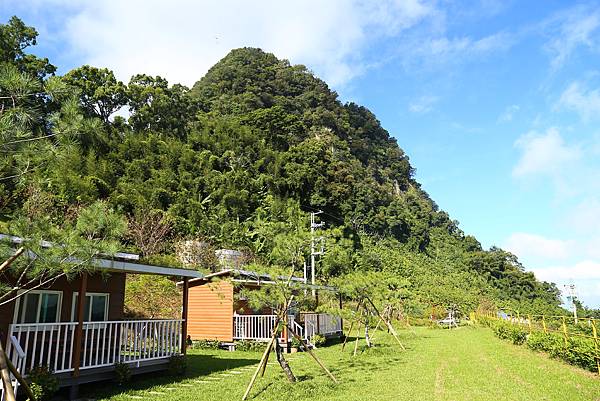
<box><xmin>82</xmin><ymin>327</ymin><xmax>600</xmax><ymax>401</ymax></box>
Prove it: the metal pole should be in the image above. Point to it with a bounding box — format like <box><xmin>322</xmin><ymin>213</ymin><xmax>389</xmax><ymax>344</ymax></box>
<box><xmin>310</xmin><ymin>212</ymin><xmax>315</xmax><ymax>297</ymax></box>
<box><xmin>310</xmin><ymin>211</ymin><xmax>323</xmax><ymax>298</ymax></box>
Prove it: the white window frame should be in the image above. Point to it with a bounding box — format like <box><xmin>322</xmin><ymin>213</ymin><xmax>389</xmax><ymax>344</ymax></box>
<box><xmin>71</xmin><ymin>292</ymin><xmax>110</xmax><ymax>322</ymax></box>
<box><xmin>12</xmin><ymin>290</ymin><xmax>63</xmax><ymax>325</ymax></box>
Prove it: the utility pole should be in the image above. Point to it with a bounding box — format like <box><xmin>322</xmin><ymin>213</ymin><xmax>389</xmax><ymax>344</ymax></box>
<box><xmin>310</xmin><ymin>211</ymin><xmax>324</xmax><ymax>297</ymax></box>
<box><xmin>564</xmin><ymin>283</ymin><xmax>578</xmax><ymax>324</ymax></box>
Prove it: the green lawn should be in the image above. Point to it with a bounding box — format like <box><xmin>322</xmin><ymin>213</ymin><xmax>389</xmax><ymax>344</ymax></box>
<box><xmin>82</xmin><ymin>327</ymin><xmax>600</xmax><ymax>401</ymax></box>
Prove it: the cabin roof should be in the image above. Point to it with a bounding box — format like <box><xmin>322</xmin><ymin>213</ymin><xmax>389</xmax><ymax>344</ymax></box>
<box><xmin>178</xmin><ymin>268</ymin><xmax>335</xmax><ymax>291</ymax></box>
<box><xmin>92</xmin><ymin>258</ymin><xmax>202</xmax><ymax>278</ymax></box>
<box><xmin>0</xmin><ymin>233</ymin><xmax>203</xmax><ymax>279</ymax></box>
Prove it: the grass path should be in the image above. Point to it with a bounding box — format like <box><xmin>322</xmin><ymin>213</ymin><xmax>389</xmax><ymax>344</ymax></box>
<box><xmin>82</xmin><ymin>327</ymin><xmax>599</xmax><ymax>401</ymax></box>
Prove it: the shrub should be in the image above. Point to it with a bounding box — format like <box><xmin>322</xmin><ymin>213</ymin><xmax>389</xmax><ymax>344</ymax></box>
<box><xmin>492</xmin><ymin>321</ymin><xmax>527</xmax><ymax>345</ymax></box>
<box><xmin>191</xmin><ymin>339</ymin><xmax>221</xmax><ymax>350</ymax></box>
<box><xmin>114</xmin><ymin>362</ymin><xmax>131</xmax><ymax>385</ymax></box>
<box><xmin>235</xmin><ymin>340</ymin><xmax>267</xmax><ymax>352</ymax></box>
<box><xmin>27</xmin><ymin>366</ymin><xmax>58</xmax><ymax>400</ymax></box>
<box><xmin>563</xmin><ymin>337</ymin><xmax>597</xmax><ymax>371</ymax></box>
<box><xmin>29</xmin><ymin>382</ymin><xmax>44</xmax><ymax>401</ymax></box>
<box><xmin>526</xmin><ymin>333</ymin><xmax>597</xmax><ymax>372</ymax></box>
<box><xmin>291</xmin><ymin>336</ymin><xmax>303</xmax><ymax>349</ymax></box>
<box><xmin>488</xmin><ymin>319</ymin><xmax>600</xmax><ymax>373</ymax></box>
<box><xmin>168</xmin><ymin>354</ymin><xmax>187</xmax><ymax>376</ymax></box>
<box><xmin>311</xmin><ymin>334</ymin><xmax>326</xmax><ymax>347</ymax></box>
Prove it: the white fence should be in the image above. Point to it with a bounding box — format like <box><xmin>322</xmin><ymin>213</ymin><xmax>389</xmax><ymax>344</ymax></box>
<box><xmin>233</xmin><ymin>315</ymin><xmax>295</xmax><ymax>341</ymax></box>
<box><xmin>4</xmin><ymin>319</ymin><xmax>183</xmax><ymax>377</ymax></box>
<box><xmin>0</xmin><ymin>336</ymin><xmax>24</xmax><ymax>400</ymax></box>
<box><xmin>233</xmin><ymin>313</ymin><xmax>341</xmax><ymax>342</ymax></box>
<box><xmin>303</xmin><ymin>313</ymin><xmax>343</xmax><ymax>339</ymax></box>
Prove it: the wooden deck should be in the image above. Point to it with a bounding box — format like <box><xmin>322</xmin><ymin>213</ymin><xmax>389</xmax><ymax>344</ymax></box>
<box><xmin>2</xmin><ymin>319</ymin><xmax>183</xmax><ymax>397</ymax></box>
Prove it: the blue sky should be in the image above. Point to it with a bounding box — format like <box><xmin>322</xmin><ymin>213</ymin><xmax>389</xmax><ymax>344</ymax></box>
<box><xmin>3</xmin><ymin>0</ymin><xmax>600</xmax><ymax>307</ymax></box>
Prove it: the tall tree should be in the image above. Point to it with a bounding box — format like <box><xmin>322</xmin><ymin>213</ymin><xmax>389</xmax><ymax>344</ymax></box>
<box><xmin>63</xmin><ymin>65</ymin><xmax>127</xmax><ymax>123</ymax></box>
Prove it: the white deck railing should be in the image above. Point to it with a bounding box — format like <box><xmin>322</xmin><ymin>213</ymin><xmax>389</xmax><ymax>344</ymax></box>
<box><xmin>5</xmin><ymin>319</ymin><xmax>183</xmax><ymax>377</ymax></box>
<box><xmin>303</xmin><ymin>313</ymin><xmax>343</xmax><ymax>339</ymax></box>
<box><xmin>233</xmin><ymin>315</ymin><xmax>295</xmax><ymax>341</ymax></box>
<box><xmin>233</xmin><ymin>313</ymin><xmax>341</xmax><ymax>342</ymax></box>
<box><xmin>0</xmin><ymin>336</ymin><xmax>24</xmax><ymax>400</ymax></box>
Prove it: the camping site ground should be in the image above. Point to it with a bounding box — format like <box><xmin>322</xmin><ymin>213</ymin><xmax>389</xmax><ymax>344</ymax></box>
<box><xmin>82</xmin><ymin>326</ymin><xmax>600</xmax><ymax>401</ymax></box>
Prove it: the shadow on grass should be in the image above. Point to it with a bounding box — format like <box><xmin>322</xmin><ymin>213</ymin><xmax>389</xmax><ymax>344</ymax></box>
<box><xmin>77</xmin><ymin>353</ymin><xmax>260</xmax><ymax>400</ymax></box>
<box><xmin>250</xmin><ymin>382</ymin><xmax>274</xmax><ymax>399</ymax></box>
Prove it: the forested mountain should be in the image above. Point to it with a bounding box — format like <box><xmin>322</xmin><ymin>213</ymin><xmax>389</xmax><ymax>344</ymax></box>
<box><xmin>0</xmin><ymin>17</ymin><xmax>564</xmax><ymax>315</ymax></box>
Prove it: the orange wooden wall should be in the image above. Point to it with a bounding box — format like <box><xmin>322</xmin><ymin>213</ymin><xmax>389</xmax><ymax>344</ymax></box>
<box><xmin>187</xmin><ymin>280</ymin><xmax>234</xmax><ymax>341</ymax></box>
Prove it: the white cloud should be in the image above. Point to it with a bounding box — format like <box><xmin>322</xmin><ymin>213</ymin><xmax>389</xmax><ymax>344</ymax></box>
<box><xmin>512</xmin><ymin>127</ymin><xmax>581</xmax><ymax>178</ymax></box>
<box><xmin>406</xmin><ymin>31</ymin><xmax>514</xmax><ymax>66</ymax></box>
<box><xmin>565</xmin><ymin>198</ymin><xmax>600</xmax><ymax>235</ymax></box>
<box><xmin>408</xmin><ymin>95</ymin><xmax>439</xmax><ymax>113</ymax></box>
<box><xmin>558</xmin><ymin>82</ymin><xmax>600</xmax><ymax>121</ymax></box>
<box><xmin>532</xmin><ymin>262</ymin><xmax>600</xmax><ymax>307</ymax></box>
<box><xmin>506</xmin><ymin>231</ymin><xmax>600</xmax><ymax>307</ymax></box>
<box><xmin>544</xmin><ymin>6</ymin><xmax>600</xmax><ymax>70</ymax></box>
<box><xmin>532</xmin><ymin>260</ymin><xmax>600</xmax><ymax>281</ymax></box>
<box><xmin>504</xmin><ymin>232</ymin><xmax>572</xmax><ymax>261</ymax></box>
<box><xmin>585</xmin><ymin>237</ymin><xmax>600</xmax><ymax>259</ymax></box>
<box><xmin>14</xmin><ymin>0</ymin><xmax>517</xmax><ymax>89</ymax></box>
<box><xmin>30</xmin><ymin>0</ymin><xmax>435</xmax><ymax>88</ymax></box>
<box><xmin>498</xmin><ymin>104</ymin><xmax>519</xmax><ymax>123</ymax></box>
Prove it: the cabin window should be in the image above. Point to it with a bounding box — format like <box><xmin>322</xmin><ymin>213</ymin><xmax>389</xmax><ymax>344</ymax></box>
<box><xmin>71</xmin><ymin>293</ymin><xmax>109</xmax><ymax>322</ymax></box>
<box><xmin>14</xmin><ymin>290</ymin><xmax>62</xmax><ymax>324</ymax></box>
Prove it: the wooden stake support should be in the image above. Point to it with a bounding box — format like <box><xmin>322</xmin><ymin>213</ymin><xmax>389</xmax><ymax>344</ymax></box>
<box><xmin>242</xmin><ymin>296</ymin><xmax>294</xmax><ymax>400</ymax></box>
<box><xmin>0</xmin><ymin>248</ymin><xmax>24</xmax><ymax>275</ymax></box>
<box><xmin>365</xmin><ymin>297</ymin><xmax>405</xmax><ymax>350</ymax></box>
<box><xmin>341</xmin><ymin>319</ymin><xmax>354</xmax><ymax>352</ymax></box>
<box><xmin>287</xmin><ymin>326</ymin><xmax>338</xmax><ymax>384</ymax></box>
<box><xmin>353</xmin><ymin>321</ymin><xmax>362</xmax><ymax>357</ymax></box>
<box><xmin>259</xmin><ymin>340</ymin><xmax>273</xmax><ymax>378</ymax></box>
<box><xmin>242</xmin><ymin>325</ymin><xmax>280</xmax><ymax>401</ymax></box>
<box><xmin>6</xmin><ymin>356</ymin><xmax>36</xmax><ymax>401</ymax></box>
<box><xmin>0</xmin><ymin>342</ymin><xmax>16</xmax><ymax>401</ymax></box>
<box><xmin>341</xmin><ymin>301</ymin><xmax>362</xmax><ymax>352</ymax></box>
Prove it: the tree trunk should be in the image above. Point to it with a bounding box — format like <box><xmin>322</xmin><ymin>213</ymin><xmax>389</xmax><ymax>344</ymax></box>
<box><xmin>242</xmin><ymin>323</ymin><xmax>279</xmax><ymax>401</ymax></box>
<box><xmin>365</xmin><ymin>320</ymin><xmax>372</xmax><ymax>348</ymax></box>
<box><xmin>275</xmin><ymin>340</ymin><xmax>296</xmax><ymax>383</ymax></box>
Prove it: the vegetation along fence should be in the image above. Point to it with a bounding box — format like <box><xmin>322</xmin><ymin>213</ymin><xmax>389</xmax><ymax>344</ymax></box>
<box><xmin>474</xmin><ymin>312</ymin><xmax>600</xmax><ymax>375</ymax></box>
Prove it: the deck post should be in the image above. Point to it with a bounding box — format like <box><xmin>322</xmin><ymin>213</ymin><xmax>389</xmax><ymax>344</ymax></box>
<box><xmin>315</xmin><ymin>291</ymin><xmax>320</xmax><ymax>334</ymax></box>
<box><xmin>181</xmin><ymin>277</ymin><xmax>189</xmax><ymax>355</ymax></box>
<box><xmin>70</xmin><ymin>272</ymin><xmax>87</xmax><ymax>399</ymax></box>
<box><xmin>339</xmin><ymin>293</ymin><xmax>343</xmax><ymax>335</ymax></box>
<box><xmin>282</xmin><ymin>314</ymin><xmax>289</xmax><ymax>351</ymax></box>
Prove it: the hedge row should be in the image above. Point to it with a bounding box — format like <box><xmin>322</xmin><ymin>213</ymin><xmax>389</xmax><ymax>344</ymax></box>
<box><xmin>481</xmin><ymin>318</ymin><xmax>599</xmax><ymax>373</ymax></box>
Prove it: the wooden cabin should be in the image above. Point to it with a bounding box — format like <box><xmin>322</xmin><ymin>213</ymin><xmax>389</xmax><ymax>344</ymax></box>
<box><xmin>0</xmin><ymin>236</ymin><xmax>202</xmax><ymax>399</ymax></box>
<box><xmin>181</xmin><ymin>269</ymin><xmax>343</xmax><ymax>345</ymax></box>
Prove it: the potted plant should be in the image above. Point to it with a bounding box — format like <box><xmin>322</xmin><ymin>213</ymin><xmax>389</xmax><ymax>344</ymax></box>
<box><xmin>291</xmin><ymin>336</ymin><xmax>302</xmax><ymax>353</ymax></box>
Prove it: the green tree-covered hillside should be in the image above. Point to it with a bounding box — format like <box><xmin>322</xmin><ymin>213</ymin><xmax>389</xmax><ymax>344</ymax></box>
<box><xmin>0</xmin><ymin>17</ymin><xmax>564</xmax><ymax>315</ymax></box>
